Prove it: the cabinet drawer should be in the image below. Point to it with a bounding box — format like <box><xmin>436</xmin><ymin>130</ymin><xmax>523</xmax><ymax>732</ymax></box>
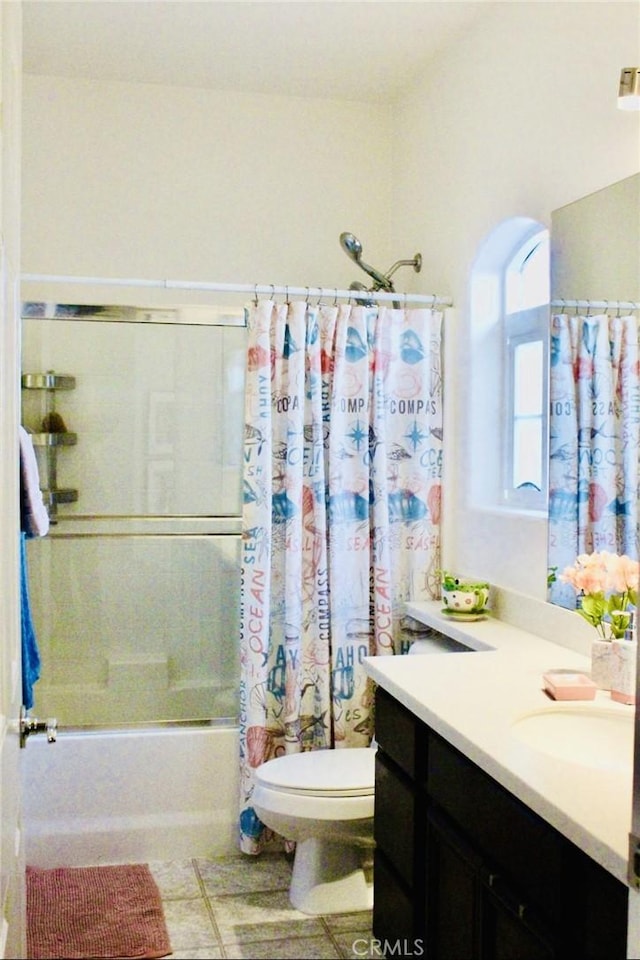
<box><xmin>375</xmin><ymin>687</ymin><xmax>423</xmax><ymax>779</ymax></box>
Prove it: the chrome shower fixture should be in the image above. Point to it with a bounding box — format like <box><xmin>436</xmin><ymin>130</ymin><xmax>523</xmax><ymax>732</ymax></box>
<box><xmin>347</xmin><ymin>280</ymin><xmax>376</xmax><ymax>306</ymax></box>
<box><xmin>618</xmin><ymin>67</ymin><xmax>640</xmax><ymax>109</ymax></box>
<box><xmin>339</xmin><ymin>232</ymin><xmax>422</xmax><ymax>293</ymax></box>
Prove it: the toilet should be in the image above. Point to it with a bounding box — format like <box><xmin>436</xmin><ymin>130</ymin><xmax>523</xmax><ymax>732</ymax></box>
<box><xmin>252</xmin><ymin>747</ymin><xmax>376</xmax><ymax>915</ymax></box>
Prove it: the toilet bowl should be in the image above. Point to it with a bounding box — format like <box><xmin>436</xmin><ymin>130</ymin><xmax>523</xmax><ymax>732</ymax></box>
<box><xmin>253</xmin><ymin>747</ymin><xmax>375</xmax><ymax>915</ymax></box>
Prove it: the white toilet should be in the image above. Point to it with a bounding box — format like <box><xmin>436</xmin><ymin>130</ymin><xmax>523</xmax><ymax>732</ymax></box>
<box><xmin>252</xmin><ymin>746</ymin><xmax>376</xmax><ymax>915</ymax></box>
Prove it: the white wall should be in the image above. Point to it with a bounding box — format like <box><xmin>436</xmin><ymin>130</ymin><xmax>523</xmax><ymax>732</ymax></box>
<box><xmin>387</xmin><ymin>1</ymin><xmax>640</xmax><ymax>603</ymax></box>
<box><xmin>21</xmin><ymin>76</ymin><xmax>393</xmax><ymax>302</ymax></box>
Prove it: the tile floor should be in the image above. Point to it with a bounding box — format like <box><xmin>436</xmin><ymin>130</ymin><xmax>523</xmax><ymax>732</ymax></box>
<box><xmin>148</xmin><ymin>853</ymin><xmax>376</xmax><ymax>960</ymax></box>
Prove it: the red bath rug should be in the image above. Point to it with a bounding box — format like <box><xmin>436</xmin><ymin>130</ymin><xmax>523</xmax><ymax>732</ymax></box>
<box><xmin>27</xmin><ymin>863</ymin><xmax>172</xmax><ymax>958</ymax></box>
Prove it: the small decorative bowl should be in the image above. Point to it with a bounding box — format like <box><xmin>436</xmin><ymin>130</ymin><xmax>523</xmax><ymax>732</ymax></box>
<box><xmin>440</xmin><ymin>574</ymin><xmax>490</xmax><ymax>614</ymax></box>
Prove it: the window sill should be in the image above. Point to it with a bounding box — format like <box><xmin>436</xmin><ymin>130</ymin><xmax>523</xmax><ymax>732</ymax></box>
<box><xmin>467</xmin><ymin>502</ymin><xmax>547</xmax><ymax>521</ymax></box>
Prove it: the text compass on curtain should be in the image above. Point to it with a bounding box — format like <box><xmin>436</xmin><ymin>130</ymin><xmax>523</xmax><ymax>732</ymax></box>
<box><xmin>339</xmin><ymin>233</ymin><xmax>422</xmax><ymax>304</ymax></box>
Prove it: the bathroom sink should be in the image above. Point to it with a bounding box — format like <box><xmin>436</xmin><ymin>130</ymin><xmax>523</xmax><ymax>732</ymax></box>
<box><xmin>510</xmin><ymin>706</ymin><xmax>634</xmax><ymax>773</ymax></box>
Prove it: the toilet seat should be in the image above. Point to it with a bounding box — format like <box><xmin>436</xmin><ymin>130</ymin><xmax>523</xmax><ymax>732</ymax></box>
<box><xmin>255</xmin><ymin>747</ymin><xmax>375</xmax><ymax>797</ymax></box>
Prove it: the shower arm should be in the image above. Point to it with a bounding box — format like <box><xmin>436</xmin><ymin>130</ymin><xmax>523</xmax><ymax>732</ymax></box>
<box><xmin>366</xmin><ymin>254</ymin><xmax>423</xmax><ymax>293</ymax></box>
<box><xmin>384</xmin><ymin>254</ymin><xmax>423</xmax><ymax>280</ymax></box>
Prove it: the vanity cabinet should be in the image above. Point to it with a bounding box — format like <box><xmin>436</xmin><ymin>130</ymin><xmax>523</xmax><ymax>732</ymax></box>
<box><xmin>373</xmin><ymin>686</ymin><xmax>628</xmax><ymax>959</ymax></box>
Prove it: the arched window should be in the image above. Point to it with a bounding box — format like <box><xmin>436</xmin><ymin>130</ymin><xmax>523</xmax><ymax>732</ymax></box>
<box><xmin>469</xmin><ymin>218</ymin><xmax>549</xmax><ymax>513</ymax></box>
<box><xmin>504</xmin><ymin>229</ymin><xmax>549</xmax><ymax>509</ymax></box>
<box><xmin>505</xmin><ymin>230</ymin><xmax>549</xmax><ymax>312</ymax></box>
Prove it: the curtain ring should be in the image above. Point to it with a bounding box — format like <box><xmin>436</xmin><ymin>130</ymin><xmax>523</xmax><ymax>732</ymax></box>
<box><xmin>253</xmin><ymin>284</ymin><xmax>259</xmax><ymax>306</ymax></box>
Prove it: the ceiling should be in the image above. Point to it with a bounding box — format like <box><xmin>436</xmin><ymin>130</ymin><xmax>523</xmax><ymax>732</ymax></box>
<box><xmin>22</xmin><ymin>1</ymin><xmax>491</xmax><ymax>104</ymax></box>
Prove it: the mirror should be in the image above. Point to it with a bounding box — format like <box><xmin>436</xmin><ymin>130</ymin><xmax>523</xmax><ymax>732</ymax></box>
<box><xmin>547</xmin><ymin>173</ymin><xmax>640</xmax><ymax>608</ymax></box>
<box><xmin>550</xmin><ymin>174</ymin><xmax>640</xmax><ymax>303</ymax></box>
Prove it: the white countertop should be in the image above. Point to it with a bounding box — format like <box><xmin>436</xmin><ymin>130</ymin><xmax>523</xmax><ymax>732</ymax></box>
<box><xmin>364</xmin><ymin>601</ymin><xmax>634</xmax><ymax>886</ymax></box>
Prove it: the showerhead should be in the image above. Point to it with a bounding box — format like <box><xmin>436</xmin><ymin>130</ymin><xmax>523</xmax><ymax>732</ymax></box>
<box><xmin>340</xmin><ymin>232</ymin><xmax>363</xmax><ymax>263</ymax></box>
<box><xmin>339</xmin><ymin>231</ymin><xmax>394</xmax><ymax>291</ymax></box>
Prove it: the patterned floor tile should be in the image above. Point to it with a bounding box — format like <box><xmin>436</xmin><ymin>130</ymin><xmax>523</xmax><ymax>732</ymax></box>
<box><xmin>151</xmin><ymin>854</ymin><xmax>376</xmax><ymax>959</ymax></box>
<box><xmin>161</xmin><ymin>897</ymin><xmax>220</xmax><ymax>951</ymax></box>
<box><xmin>333</xmin><ymin>930</ymin><xmax>383</xmax><ymax>959</ymax></box>
<box><xmin>322</xmin><ymin>911</ymin><xmax>373</xmax><ymax>933</ymax></box>
<box><xmin>223</xmin><ymin>935</ymin><xmax>341</xmax><ymax>959</ymax></box>
<box><xmin>149</xmin><ymin>858</ymin><xmax>202</xmax><ymax>899</ymax></box>
<box><xmin>209</xmin><ymin>889</ymin><xmax>325</xmax><ymax>944</ymax></box>
<box><xmin>196</xmin><ymin>852</ymin><xmax>292</xmax><ymax>896</ymax></box>
<box><xmin>168</xmin><ymin>949</ymin><xmax>224</xmax><ymax>960</ymax></box>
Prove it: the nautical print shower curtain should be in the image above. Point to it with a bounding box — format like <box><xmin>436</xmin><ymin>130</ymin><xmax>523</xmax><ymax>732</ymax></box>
<box><xmin>239</xmin><ymin>299</ymin><xmax>443</xmax><ymax>852</ymax></box>
<box><xmin>548</xmin><ymin>312</ymin><xmax>640</xmax><ymax>608</ymax></box>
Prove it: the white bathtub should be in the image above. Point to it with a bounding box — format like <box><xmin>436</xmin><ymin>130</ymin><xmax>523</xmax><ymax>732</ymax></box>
<box><xmin>22</xmin><ymin>724</ymin><xmax>240</xmax><ymax>868</ymax></box>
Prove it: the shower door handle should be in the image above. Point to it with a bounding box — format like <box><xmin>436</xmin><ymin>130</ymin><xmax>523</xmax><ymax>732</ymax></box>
<box><xmin>19</xmin><ymin>706</ymin><xmax>57</xmax><ymax>748</ymax></box>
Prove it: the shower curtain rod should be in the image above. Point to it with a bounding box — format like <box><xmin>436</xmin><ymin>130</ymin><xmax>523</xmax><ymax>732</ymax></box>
<box><xmin>551</xmin><ymin>298</ymin><xmax>640</xmax><ymax>311</ymax></box>
<box><xmin>21</xmin><ymin>274</ymin><xmax>453</xmax><ymax>307</ymax></box>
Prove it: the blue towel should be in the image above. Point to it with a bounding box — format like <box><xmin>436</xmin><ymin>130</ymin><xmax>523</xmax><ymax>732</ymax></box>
<box><xmin>20</xmin><ymin>532</ymin><xmax>41</xmax><ymax>710</ymax></box>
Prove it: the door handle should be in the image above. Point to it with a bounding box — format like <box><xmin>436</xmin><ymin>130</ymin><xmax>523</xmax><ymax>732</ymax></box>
<box><xmin>19</xmin><ymin>705</ymin><xmax>57</xmax><ymax>748</ymax></box>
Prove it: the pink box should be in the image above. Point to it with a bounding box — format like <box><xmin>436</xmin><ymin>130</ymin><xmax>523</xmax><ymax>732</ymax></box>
<box><xmin>543</xmin><ymin>671</ymin><xmax>597</xmax><ymax>701</ymax></box>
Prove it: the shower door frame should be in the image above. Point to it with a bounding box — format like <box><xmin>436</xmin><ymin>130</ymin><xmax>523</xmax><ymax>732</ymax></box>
<box><xmin>20</xmin><ymin>301</ymin><xmax>247</xmax><ymax>730</ymax></box>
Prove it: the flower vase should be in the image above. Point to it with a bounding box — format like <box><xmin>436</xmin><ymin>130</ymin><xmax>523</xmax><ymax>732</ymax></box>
<box><xmin>610</xmin><ymin>640</ymin><xmax>637</xmax><ymax>705</ymax></box>
<box><xmin>590</xmin><ymin>638</ymin><xmax>613</xmax><ymax>690</ymax></box>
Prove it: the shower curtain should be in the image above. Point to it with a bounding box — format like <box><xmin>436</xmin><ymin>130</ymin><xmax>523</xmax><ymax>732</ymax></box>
<box><xmin>548</xmin><ymin>312</ymin><xmax>640</xmax><ymax>608</ymax></box>
<box><xmin>239</xmin><ymin>299</ymin><xmax>443</xmax><ymax>852</ymax></box>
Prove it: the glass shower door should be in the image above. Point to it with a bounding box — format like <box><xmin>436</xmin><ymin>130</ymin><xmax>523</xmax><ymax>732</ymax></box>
<box><xmin>21</xmin><ymin>303</ymin><xmax>246</xmax><ymax>727</ymax></box>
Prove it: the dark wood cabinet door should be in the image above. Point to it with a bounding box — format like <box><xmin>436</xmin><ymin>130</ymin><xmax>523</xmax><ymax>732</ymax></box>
<box><xmin>479</xmin><ymin>877</ymin><xmax>556</xmax><ymax>960</ymax></box>
<box><xmin>426</xmin><ymin>806</ymin><xmax>557</xmax><ymax>960</ymax></box>
<box><xmin>372</xmin><ymin>850</ymin><xmax>415</xmax><ymax>944</ymax></box>
<box><xmin>375</xmin><ymin>753</ymin><xmax>418</xmax><ymax>890</ymax></box>
<box><xmin>425</xmin><ymin>805</ymin><xmax>481</xmax><ymax>960</ymax></box>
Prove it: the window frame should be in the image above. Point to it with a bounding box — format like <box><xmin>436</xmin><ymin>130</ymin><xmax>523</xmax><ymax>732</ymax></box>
<box><xmin>503</xmin><ymin>305</ymin><xmax>549</xmax><ymax>511</ymax></box>
<box><xmin>501</xmin><ymin>227</ymin><xmax>550</xmax><ymax>513</ymax></box>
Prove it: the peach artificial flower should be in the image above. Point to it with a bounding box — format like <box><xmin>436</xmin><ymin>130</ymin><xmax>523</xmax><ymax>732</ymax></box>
<box><xmin>559</xmin><ymin>551</ymin><xmax>639</xmax><ymax>640</ymax></box>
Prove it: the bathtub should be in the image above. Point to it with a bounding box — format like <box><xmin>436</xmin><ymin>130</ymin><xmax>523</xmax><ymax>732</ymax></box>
<box><xmin>22</xmin><ymin>723</ymin><xmax>240</xmax><ymax>868</ymax></box>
